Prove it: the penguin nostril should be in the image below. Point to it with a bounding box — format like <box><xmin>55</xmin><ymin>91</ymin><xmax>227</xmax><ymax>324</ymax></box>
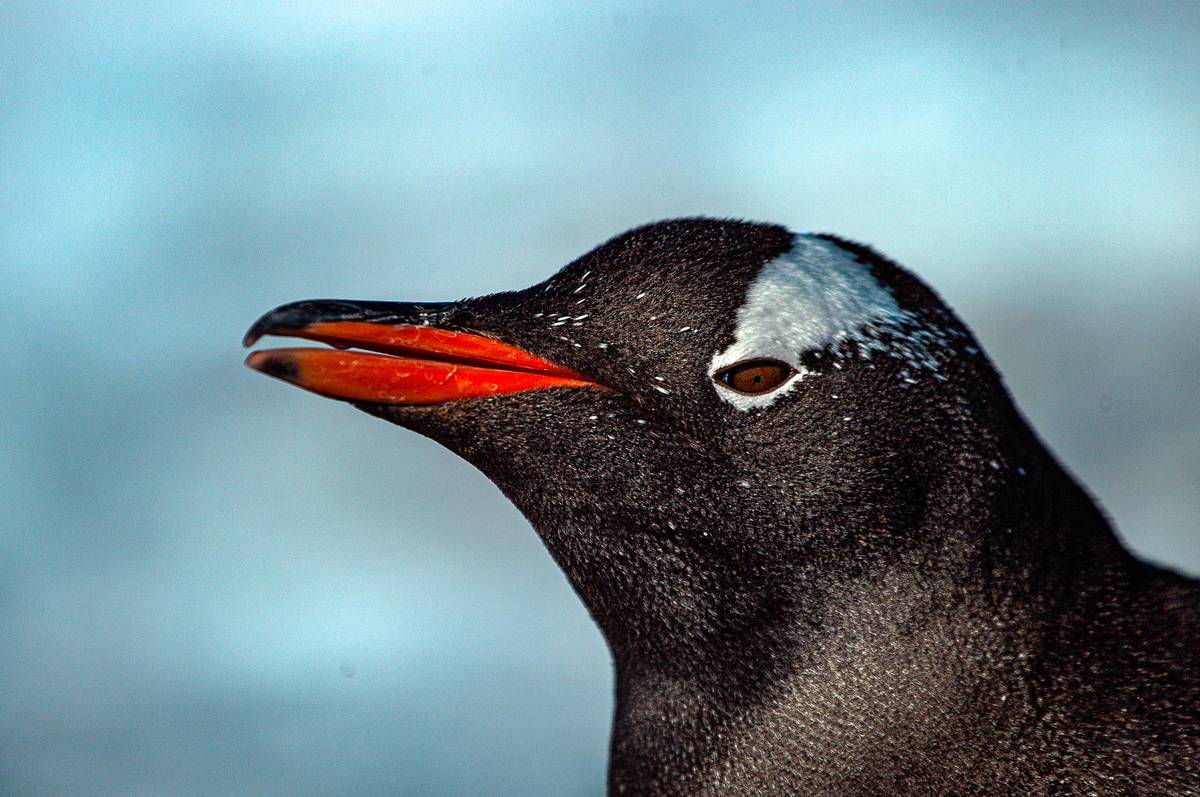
<box><xmin>714</xmin><ymin>359</ymin><xmax>795</xmax><ymax>395</ymax></box>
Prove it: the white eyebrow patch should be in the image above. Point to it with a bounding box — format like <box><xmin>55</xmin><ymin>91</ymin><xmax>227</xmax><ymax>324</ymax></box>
<box><xmin>710</xmin><ymin>235</ymin><xmax>936</xmax><ymax>411</ymax></box>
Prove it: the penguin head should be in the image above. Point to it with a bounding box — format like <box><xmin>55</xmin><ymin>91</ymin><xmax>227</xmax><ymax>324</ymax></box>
<box><xmin>245</xmin><ymin>219</ymin><xmax>1028</xmax><ymax>671</ymax></box>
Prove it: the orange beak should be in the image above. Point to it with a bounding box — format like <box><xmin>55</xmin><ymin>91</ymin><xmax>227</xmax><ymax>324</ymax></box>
<box><xmin>243</xmin><ymin>303</ymin><xmax>602</xmax><ymax>406</ymax></box>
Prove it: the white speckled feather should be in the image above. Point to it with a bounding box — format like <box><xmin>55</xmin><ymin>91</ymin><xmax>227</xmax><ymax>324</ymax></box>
<box><xmin>711</xmin><ymin>235</ymin><xmax>925</xmax><ymax>410</ymax></box>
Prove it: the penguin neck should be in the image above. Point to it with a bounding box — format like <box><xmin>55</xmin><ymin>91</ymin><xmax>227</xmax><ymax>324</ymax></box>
<box><xmin>603</xmin><ymin>456</ymin><xmax>1136</xmax><ymax>793</ymax></box>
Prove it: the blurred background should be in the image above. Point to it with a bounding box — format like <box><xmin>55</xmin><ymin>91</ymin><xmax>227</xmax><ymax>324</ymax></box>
<box><xmin>2</xmin><ymin>2</ymin><xmax>1197</xmax><ymax>794</ymax></box>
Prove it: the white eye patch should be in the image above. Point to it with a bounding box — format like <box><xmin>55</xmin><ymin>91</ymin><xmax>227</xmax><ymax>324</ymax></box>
<box><xmin>710</xmin><ymin>234</ymin><xmax>919</xmax><ymax>411</ymax></box>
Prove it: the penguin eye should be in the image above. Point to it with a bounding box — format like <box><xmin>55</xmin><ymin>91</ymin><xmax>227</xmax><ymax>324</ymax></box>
<box><xmin>713</xmin><ymin>359</ymin><xmax>795</xmax><ymax>395</ymax></box>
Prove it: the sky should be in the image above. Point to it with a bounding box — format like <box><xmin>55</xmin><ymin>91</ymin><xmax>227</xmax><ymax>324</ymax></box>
<box><xmin>1</xmin><ymin>2</ymin><xmax>1197</xmax><ymax>795</ymax></box>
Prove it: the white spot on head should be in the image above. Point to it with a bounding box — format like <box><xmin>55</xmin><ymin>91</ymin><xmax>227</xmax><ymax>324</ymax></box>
<box><xmin>710</xmin><ymin>235</ymin><xmax>932</xmax><ymax>411</ymax></box>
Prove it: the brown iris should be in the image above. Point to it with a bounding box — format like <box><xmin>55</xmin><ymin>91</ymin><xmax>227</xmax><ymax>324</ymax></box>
<box><xmin>714</xmin><ymin>359</ymin><xmax>796</xmax><ymax>395</ymax></box>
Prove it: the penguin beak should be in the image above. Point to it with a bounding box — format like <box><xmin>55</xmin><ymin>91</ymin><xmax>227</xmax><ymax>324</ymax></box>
<box><xmin>243</xmin><ymin>299</ymin><xmax>600</xmax><ymax>405</ymax></box>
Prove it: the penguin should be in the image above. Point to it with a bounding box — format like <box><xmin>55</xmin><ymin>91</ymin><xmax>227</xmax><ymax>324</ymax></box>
<box><xmin>244</xmin><ymin>219</ymin><xmax>1200</xmax><ymax>795</ymax></box>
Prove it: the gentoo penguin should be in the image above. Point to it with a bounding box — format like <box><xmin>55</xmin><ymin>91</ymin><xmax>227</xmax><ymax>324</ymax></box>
<box><xmin>244</xmin><ymin>219</ymin><xmax>1200</xmax><ymax>795</ymax></box>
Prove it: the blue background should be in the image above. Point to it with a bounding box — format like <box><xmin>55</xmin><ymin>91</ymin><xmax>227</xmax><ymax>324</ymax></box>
<box><xmin>2</xmin><ymin>3</ymin><xmax>1197</xmax><ymax>794</ymax></box>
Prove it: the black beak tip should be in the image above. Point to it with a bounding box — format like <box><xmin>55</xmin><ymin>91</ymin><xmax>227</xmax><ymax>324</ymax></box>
<box><xmin>241</xmin><ymin>307</ymin><xmax>288</xmax><ymax>349</ymax></box>
<box><xmin>241</xmin><ymin>300</ymin><xmax>329</xmax><ymax>348</ymax></box>
<box><xmin>242</xmin><ymin>298</ymin><xmax>456</xmax><ymax>349</ymax></box>
<box><xmin>244</xmin><ymin>350</ymin><xmax>300</xmax><ymax>382</ymax></box>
